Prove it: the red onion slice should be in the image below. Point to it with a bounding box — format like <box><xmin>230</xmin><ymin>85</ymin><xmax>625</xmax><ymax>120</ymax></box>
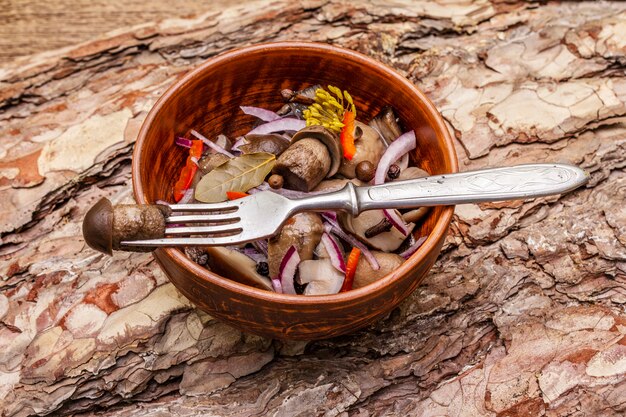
<box><xmin>278</xmin><ymin>245</ymin><xmax>300</xmax><ymax>295</ymax></box>
<box><xmin>239</xmin><ymin>247</ymin><xmax>268</xmax><ymax>263</ymax></box>
<box><xmin>321</xmin><ymin>211</ymin><xmax>337</xmax><ymax>222</ymax></box>
<box><xmin>399</xmin><ymin>236</ymin><xmax>427</xmax><ymax>259</ymax></box>
<box><xmin>383</xmin><ymin>209</ymin><xmax>410</xmax><ymax>236</ymax></box>
<box><xmin>190</xmin><ymin>129</ymin><xmax>235</xmax><ymax>158</ymax></box>
<box><xmin>175</xmin><ymin>136</ymin><xmax>193</xmax><ymax>148</ymax></box>
<box><xmin>321</xmin><ymin>214</ymin><xmax>380</xmax><ymax>271</ymax></box>
<box><xmin>247</xmin><ymin>118</ymin><xmax>306</xmax><ymax>135</ymax></box>
<box><xmin>321</xmin><ymin>232</ymin><xmax>346</xmax><ymax>273</ymax></box>
<box><xmin>374</xmin><ymin>130</ymin><xmax>416</xmax><ymax>185</ymax></box>
<box><xmin>271</xmin><ymin>278</ymin><xmax>283</xmax><ymax>294</ymax></box>
<box><xmin>231</xmin><ymin>136</ymin><xmax>248</xmax><ymax>152</ymax></box>
<box><xmin>176</xmin><ymin>188</ymin><xmax>195</xmax><ymax>204</ymax></box>
<box><xmin>240</xmin><ymin>106</ymin><xmax>281</xmax><ymax>122</ymax></box>
<box><xmin>397</xmin><ymin>153</ymin><xmax>409</xmax><ymax>170</ymax></box>
<box><xmin>252</xmin><ymin>240</ymin><xmax>268</xmax><ymax>257</ymax></box>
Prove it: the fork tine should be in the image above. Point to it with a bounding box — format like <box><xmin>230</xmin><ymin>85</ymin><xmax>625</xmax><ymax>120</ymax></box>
<box><xmin>165</xmin><ymin>224</ymin><xmax>242</xmax><ymax>235</ymax></box>
<box><xmin>166</xmin><ymin>213</ymin><xmax>239</xmax><ymax>224</ymax></box>
<box><xmin>121</xmin><ymin>236</ymin><xmax>242</xmax><ymax>247</ymax></box>
<box><xmin>167</xmin><ymin>202</ymin><xmax>239</xmax><ymax>212</ymax></box>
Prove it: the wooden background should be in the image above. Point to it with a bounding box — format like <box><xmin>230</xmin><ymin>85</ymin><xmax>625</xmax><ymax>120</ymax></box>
<box><xmin>1</xmin><ymin>1</ymin><xmax>625</xmax><ymax>416</ymax></box>
<box><xmin>0</xmin><ymin>0</ymin><xmax>237</xmax><ymax>61</ymax></box>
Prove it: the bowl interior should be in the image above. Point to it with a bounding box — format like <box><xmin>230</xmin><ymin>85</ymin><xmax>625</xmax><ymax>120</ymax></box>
<box><xmin>134</xmin><ymin>42</ymin><xmax>456</xmax><ymax>290</ymax></box>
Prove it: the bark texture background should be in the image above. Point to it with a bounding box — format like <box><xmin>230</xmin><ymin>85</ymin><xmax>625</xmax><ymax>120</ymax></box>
<box><xmin>1</xmin><ymin>1</ymin><xmax>625</xmax><ymax>416</ymax></box>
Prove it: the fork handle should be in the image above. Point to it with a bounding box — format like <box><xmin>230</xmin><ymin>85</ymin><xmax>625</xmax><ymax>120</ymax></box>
<box><xmin>350</xmin><ymin>163</ymin><xmax>589</xmax><ymax>213</ymax></box>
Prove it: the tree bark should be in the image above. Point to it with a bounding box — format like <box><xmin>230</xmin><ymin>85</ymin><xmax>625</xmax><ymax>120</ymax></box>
<box><xmin>1</xmin><ymin>1</ymin><xmax>625</xmax><ymax>416</ymax></box>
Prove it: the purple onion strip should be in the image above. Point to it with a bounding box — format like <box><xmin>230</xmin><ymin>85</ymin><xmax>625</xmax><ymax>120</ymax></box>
<box><xmin>252</xmin><ymin>240</ymin><xmax>268</xmax><ymax>257</ymax></box>
<box><xmin>399</xmin><ymin>236</ymin><xmax>428</xmax><ymax>259</ymax></box>
<box><xmin>271</xmin><ymin>278</ymin><xmax>283</xmax><ymax>294</ymax></box>
<box><xmin>278</xmin><ymin>245</ymin><xmax>300</xmax><ymax>295</ymax></box>
<box><xmin>240</xmin><ymin>106</ymin><xmax>281</xmax><ymax>122</ymax></box>
<box><xmin>231</xmin><ymin>136</ymin><xmax>248</xmax><ymax>152</ymax></box>
<box><xmin>321</xmin><ymin>232</ymin><xmax>346</xmax><ymax>273</ymax></box>
<box><xmin>190</xmin><ymin>129</ymin><xmax>235</xmax><ymax>158</ymax></box>
<box><xmin>175</xmin><ymin>136</ymin><xmax>193</xmax><ymax>148</ymax></box>
<box><xmin>383</xmin><ymin>209</ymin><xmax>410</xmax><ymax>236</ymax></box>
<box><xmin>176</xmin><ymin>188</ymin><xmax>195</xmax><ymax>205</ymax></box>
<box><xmin>321</xmin><ymin>214</ymin><xmax>380</xmax><ymax>271</ymax></box>
<box><xmin>247</xmin><ymin>118</ymin><xmax>306</xmax><ymax>135</ymax></box>
<box><xmin>374</xmin><ymin>130</ymin><xmax>416</xmax><ymax>185</ymax></box>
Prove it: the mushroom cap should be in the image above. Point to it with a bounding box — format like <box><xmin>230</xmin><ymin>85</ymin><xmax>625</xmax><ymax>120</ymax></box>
<box><xmin>83</xmin><ymin>197</ymin><xmax>114</xmax><ymax>255</ymax></box>
<box><xmin>339</xmin><ymin>209</ymin><xmax>414</xmax><ymax>252</ymax></box>
<box><xmin>198</xmin><ymin>153</ymin><xmax>230</xmax><ymax>175</ymax></box>
<box><xmin>241</xmin><ymin>134</ymin><xmax>290</xmax><ymax>156</ymax></box>
<box><xmin>291</xmin><ymin>125</ymin><xmax>342</xmax><ymax>177</ymax></box>
<box><xmin>273</xmin><ymin>138</ymin><xmax>331</xmax><ymax>191</ymax></box>
<box><xmin>338</xmin><ymin>121</ymin><xmax>385</xmax><ymax>178</ymax></box>
<box><xmin>353</xmin><ymin>251</ymin><xmax>404</xmax><ymax>289</ymax></box>
<box><xmin>268</xmin><ymin>212</ymin><xmax>324</xmax><ymax>278</ymax></box>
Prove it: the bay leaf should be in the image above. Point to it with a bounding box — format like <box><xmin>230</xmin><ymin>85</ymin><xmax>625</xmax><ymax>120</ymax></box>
<box><xmin>195</xmin><ymin>152</ymin><xmax>276</xmax><ymax>202</ymax></box>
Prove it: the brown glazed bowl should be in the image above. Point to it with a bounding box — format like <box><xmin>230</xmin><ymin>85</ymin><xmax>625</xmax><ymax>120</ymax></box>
<box><xmin>133</xmin><ymin>42</ymin><xmax>458</xmax><ymax>340</ymax></box>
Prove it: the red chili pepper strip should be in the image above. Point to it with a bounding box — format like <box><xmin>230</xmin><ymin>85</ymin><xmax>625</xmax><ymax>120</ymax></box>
<box><xmin>173</xmin><ymin>140</ymin><xmax>203</xmax><ymax>202</ymax></box>
<box><xmin>226</xmin><ymin>191</ymin><xmax>250</xmax><ymax>200</ymax></box>
<box><xmin>341</xmin><ymin>247</ymin><xmax>361</xmax><ymax>292</ymax></box>
<box><xmin>340</xmin><ymin>111</ymin><xmax>356</xmax><ymax>160</ymax></box>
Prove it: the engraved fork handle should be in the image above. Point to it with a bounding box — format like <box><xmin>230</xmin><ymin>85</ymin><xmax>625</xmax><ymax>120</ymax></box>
<box><xmin>354</xmin><ymin>163</ymin><xmax>589</xmax><ymax>213</ymax></box>
<box><xmin>292</xmin><ymin>163</ymin><xmax>589</xmax><ymax>215</ymax></box>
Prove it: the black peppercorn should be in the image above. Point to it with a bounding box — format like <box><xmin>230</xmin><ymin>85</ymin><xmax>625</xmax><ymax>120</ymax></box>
<box><xmin>256</xmin><ymin>261</ymin><xmax>269</xmax><ymax>276</ymax></box>
<box><xmin>387</xmin><ymin>164</ymin><xmax>401</xmax><ymax>180</ymax></box>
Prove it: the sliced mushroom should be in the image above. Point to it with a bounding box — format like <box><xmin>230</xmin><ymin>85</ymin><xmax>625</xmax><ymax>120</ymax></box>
<box><xmin>314</xmin><ymin>240</ymin><xmax>330</xmax><ymax>259</ymax></box>
<box><xmin>82</xmin><ymin>198</ymin><xmax>168</xmax><ymax>255</ymax></box>
<box><xmin>369</xmin><ymin>106</ymin><xmax>402</xmax><ymax>145</ymax></box>
<box><xmin>297</xmin><ymin>259</ymin><xmax>344</xmax><ymax>295</ymax></box>
<box><xmin>268</xmin><ymin>213</ymin><xmax>324</xmax><ymax>278</ymax></box>
<box><xmin>240</xmin><ymin>134</ymin><xmax>290</xmax><ymax>156</ymax></box>
<box><xmin>402</xmin><ymin>207</ymin><xmax>430</xmax><ymax>223</ymax></box>
<box><xmin>214</xmin><ymin>134</ymin><xmax>232</xmax><ymax>152</ymax></box>
<box><xmin>338</xmin><ymin>121</ymin><xmax>385</xmax><ymax>179</ymax></box>
<box><xmin>206</xmin><ymin>247</ymin><xmax>273</xmax><ymax>291</ymax></box>
<box><xmin>353</xmin><ymin>251</ymin><xmax>404</xmax><ymax>289</ymax></box>
<box><xmin>198</xmin><ymin>153</ymin><xmax>230</xmax><ymax>175</ymax></box>
<box><xmin>338</xmin><ymin>209</ymin><xmax>415</xmax><ymax>252</ymax></box>
<box><xmin>394</xmin><ymin>166</ymin><xmax>430</xmax><ymax>223</ymax></box>
<box><xmin>397</xmin><ymin>167</ymin><xmax>429</xmax><ymax>181</ymax></box>
<box><xmin>313</xmin><ymin>178</ymin><xmax>364</xmax><ymax>192</ymax></box>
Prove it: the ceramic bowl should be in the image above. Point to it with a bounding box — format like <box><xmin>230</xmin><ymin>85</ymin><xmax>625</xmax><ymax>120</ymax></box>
<box><xmin>132</xmin><ymin>42</ymin><xmax>458</xmax><ymax>340</ymax></box>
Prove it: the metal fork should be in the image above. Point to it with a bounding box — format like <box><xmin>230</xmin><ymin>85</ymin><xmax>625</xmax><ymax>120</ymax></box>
<box><xmin>123</xmin><ymin>163</ymin><xmax>589</xmax><ymax>248</ymax></box>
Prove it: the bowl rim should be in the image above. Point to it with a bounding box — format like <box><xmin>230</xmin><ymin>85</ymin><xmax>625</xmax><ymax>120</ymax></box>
<box><xmin>133</xmin><ymin>41</ymin><xmax>458</xmax><ymax>305</ymax></box>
